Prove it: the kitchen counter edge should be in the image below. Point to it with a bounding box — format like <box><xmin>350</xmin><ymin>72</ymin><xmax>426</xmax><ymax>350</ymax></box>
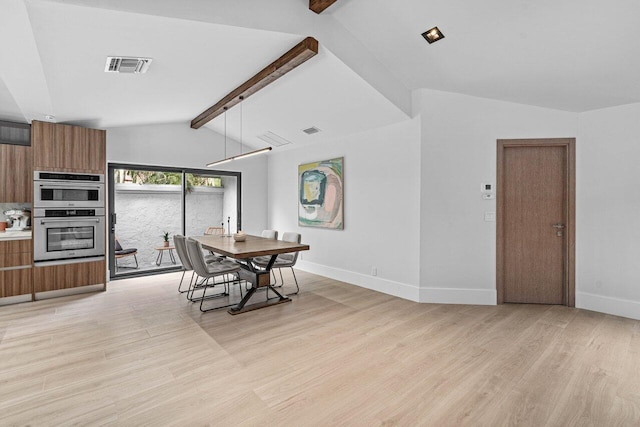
<box><xmin>0</xmin><ymin>231</ymin><xmax>32</xmax><ymax>241</ymax></box>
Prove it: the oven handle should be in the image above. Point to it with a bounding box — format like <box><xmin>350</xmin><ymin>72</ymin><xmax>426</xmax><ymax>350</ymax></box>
<box><xmin>38</xmin><ymin>184</ymin><xmax>103</xmax><ymax>189</ymax></box>
<box><xmin>39</xmin><ymin>218</ymin><xmax>102</xmax><ymax>224</ymax></box>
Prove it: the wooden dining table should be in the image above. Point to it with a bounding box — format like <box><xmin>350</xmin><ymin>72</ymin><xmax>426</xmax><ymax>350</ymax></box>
<box><xmin>192</xmin><ymin>234</ymin><xmax>309</xmax><ymax>314</ymax></box>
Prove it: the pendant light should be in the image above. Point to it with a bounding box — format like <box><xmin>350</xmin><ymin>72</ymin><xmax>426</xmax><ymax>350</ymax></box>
<box><xmin>206</xmin><ymin>96</ymin><xmax>272</xmax><ymax>168</ymax></box>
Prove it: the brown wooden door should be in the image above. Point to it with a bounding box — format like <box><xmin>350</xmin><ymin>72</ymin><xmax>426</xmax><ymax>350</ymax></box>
<box><xmin>497</xmin><ymin>139</ymin><xmax>575</xmax><ymax>306</ymax></box>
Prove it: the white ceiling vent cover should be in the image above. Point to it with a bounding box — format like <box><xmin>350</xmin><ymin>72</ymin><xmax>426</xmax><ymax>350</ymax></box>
<box><xmin>303</xmin><ymin>126</ymin><xmax>321</xmax><ymax>135</ymax></box>
<box><xmin>105</xmin><ymin>56</ymin><xmax>152</xmax><ymax>74</ymax></box>
<box><xmin>257</xmin><ymin>131</ymin><xmax>293</xmax><ymax>147</ymax></box>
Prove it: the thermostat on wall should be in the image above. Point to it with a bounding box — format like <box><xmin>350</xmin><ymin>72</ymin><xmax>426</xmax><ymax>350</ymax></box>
<box><xmin>481</xmin><ymin>183</ymin><xmax>494</xmax><ymax>193</ymax></box>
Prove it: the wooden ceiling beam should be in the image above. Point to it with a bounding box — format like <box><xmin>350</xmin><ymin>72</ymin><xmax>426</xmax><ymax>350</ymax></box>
<box><xmin>309</xmin><ymin>0</ymin><xmax>338</xmax><ymax>14</ymax></box>
<box><xmin>191</xmin><ymin>37</ymin><xmax>319</xmax><ymax>129</ymax></box>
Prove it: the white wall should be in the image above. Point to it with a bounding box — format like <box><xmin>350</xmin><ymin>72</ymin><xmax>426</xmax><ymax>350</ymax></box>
<box><xmin>106</xmin><ymin>121</ymin><xmax>268</xmax><ymax>235</ymax></box>
<box><xmin>576</xmin><ymin>103</ymin><xmax>640</xmax><ymax>320</ymax></box>
<box><xmin>268</xmin><ymin>118</ymin><xmax>422</xmax><ymax>300</ymax></box>
<box><xmin>107</xmin><ymin>101</ymin><xmax>640</xmax><ymax>321</ymax></box>
<box><xmin>114</xmin><ymin>184</ymin><xmax>224</xmax><ymax>268</ymax></box>
<box><xmin>414</xmin><ymin>89</ymin><xmax>578</xmax><ymax>305</ymax></box>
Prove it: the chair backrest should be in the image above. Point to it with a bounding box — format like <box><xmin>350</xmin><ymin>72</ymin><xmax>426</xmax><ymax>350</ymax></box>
<box><xmin>278</xmin><ymin>232</ymin><xmax>301</xmax><ymax>265</ymax></box>
<box><xmin>185</xmin><ymin>238</ymin><xmax>209</xmax><ymax>277</ymax></box>
<box><xmin>261</xmin><ymin>229</ymin><xmax>278</xmax><ymax>240</ymax></box>
<box><xmin>173</xmin><ymin>235</ymin><xmax>192</xmax><ymax>270</ymax></box>
<box><xmin>205</xmin><ymin>226</ymin><xmax>225</xmax><ymax>235</ymax></box>
<box><xmin>114</xmin><ymin>238</ymin><xmax>123</xmax><ymax>252</ymax></box>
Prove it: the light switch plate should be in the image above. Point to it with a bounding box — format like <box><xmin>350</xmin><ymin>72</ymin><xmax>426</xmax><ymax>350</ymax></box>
<box><xmin>484</xmin><ymin>212</ymin><xmax>496</xmax><ymax>222</ymax></box>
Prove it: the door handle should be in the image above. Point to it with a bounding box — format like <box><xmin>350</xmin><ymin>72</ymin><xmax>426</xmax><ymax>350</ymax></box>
<box><xmin>552</xmin><ymin>223</ymin><xmax>565</xmax><ymax>229</ymax></box>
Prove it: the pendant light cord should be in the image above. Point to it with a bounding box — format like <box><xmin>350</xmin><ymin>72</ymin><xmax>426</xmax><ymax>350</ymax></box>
<box><xmin>239</xmin><ymin>96</ymin><xmax>244</xmax><ymax>155</ymax></box>
<box><xmin>224</xmin><ymin>107</ymin><xmax>227</xmax><ymax>159</ymax></box>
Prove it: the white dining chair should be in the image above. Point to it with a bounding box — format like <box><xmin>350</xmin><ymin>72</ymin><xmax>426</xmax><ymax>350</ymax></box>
<box><xmin>185</xmin><ymin>238</ymin><xmax>242</xmax><ymax>312</ymax></box>
<box><xmin>253</xmin><ymin>232</ymin><xmax>301</xmax><ymax>295</ymax></box>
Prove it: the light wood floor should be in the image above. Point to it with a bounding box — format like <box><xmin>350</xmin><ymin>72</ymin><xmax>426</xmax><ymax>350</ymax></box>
<box><xmin>0</xmin><ymin>270</ymin><xmax>639</xmax><ymax>426</ymax></box>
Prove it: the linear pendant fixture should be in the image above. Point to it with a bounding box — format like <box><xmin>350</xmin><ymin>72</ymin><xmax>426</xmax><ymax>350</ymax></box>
<box><xmin>207</xmin><ymin>147</ymin><xmax>272</xmax><ymax>168</ymax></box>
<box><xmin>206</xmin><ymin>96</ymin><xmax>273</xmax><ymax>167</ymax></box>
<box><xmin>191</xmin><ymin>37</ymin><xmax>318</xmax><ymax>129</ymax></box>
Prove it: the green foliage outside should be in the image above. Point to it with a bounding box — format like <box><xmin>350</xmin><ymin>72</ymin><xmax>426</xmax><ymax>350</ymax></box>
<box><xmin>114</xmin><ymin>170</ymin><xmax>223</xmax><ymax>188</ymax></box>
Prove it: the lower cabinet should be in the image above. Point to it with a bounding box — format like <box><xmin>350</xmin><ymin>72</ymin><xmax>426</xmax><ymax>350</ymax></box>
<box><xmin>0</xmin><ymin>268</ymin><xmax>32</xmax><ymax>298</ymax></box>
<box><xmin>33</xmin><ymin>259</ymin><xmax>106</xmax><ymax>293</ymax></box>
<box><xmin>0</xmin><ymin>239</ymin><xmax>33</xmax><ymax>298</ymax></box>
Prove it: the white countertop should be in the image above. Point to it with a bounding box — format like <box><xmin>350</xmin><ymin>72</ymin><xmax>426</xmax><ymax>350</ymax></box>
<box><xmin>0</xmin><ymin>230</ymin><xmax>32</xmax><ymax>241</ymax></box>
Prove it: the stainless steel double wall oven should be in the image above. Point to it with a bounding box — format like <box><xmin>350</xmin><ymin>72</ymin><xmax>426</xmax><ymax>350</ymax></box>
<box><xmin>33</xmin><ymin>171</ymin><xmax>106</xmax><ymax>264</ymax></box>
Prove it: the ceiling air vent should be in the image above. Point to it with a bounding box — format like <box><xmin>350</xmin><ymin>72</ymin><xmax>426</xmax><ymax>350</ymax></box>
<box><xmin>257</xmin><ymin>131</ymin><xmax>293</xmax><ymax>147</ymax></box>
<box><xmin>302</xmin><ymin>126</ymin><xmax>321</xmax><ymax>135</ymax></box>
<box><xmin>105</xmin><ymin>56</ymin><xmax>152</xmax><ymax>74</ymax></box>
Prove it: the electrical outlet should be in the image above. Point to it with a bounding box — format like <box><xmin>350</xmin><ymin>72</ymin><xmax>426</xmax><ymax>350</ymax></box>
<box><xmin>371</xmin><ymin>267</ymin><xmax>377</xmax><ymax>276</ymax></box>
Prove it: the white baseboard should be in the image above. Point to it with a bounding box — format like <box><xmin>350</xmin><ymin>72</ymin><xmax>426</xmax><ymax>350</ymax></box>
<box><xmin>419</xmin><ymin>287</ymin><xmax>497</xmax><ymax>305</ymax></box>
<box><xmin>296</xmin><ymin>260</ymin><xmax>421</xmax><ymax>302</ymax></box>
<box><xmin>296</xmin><ymin>261</ymin><xmax>497</xmax><ymax>305</ymax></box>
<box><xmin>576</xmin><ymin>292</ymin><xmax>640</xmax><ymax>321</ymax></box>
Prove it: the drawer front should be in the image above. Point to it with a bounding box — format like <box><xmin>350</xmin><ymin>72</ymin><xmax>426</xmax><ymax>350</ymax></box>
<box><xmin>0</xmin><ymin>239</ymin><xmax>32</xmax><ymax>255</ymax></box>
<box><xmin>0</xmin><ymin>267</ymin><xmax>32</xmax><ymax>298</ymax></box>
<box><xmin>34</xmin><ymin>259</ymin><xmax>106</xmax><ymax>293</ymax></box>
<box><xmin>0</xmin><ymin>253</ymin><xmax>32</xmax><ymax>269</ymax></box>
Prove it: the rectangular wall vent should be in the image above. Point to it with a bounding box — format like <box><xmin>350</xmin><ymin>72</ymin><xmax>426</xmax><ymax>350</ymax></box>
<box><xmin>105</xmin><ymin>56</ymin><xmax>152</xmax><ymax>74</ymax></box>
<box><xmin>303</xmin><ymin>126</ymin><xmax>321</xmax><ymax>135</ymax></box>
<box><xmin>257</xmin><ymin>131</ymin><xmax>293</xmax><ymax>147</ymax></box>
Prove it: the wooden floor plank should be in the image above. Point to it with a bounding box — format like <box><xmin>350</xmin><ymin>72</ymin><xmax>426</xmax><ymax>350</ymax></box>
<box><xmin>0</xmin><ymin>270</ymin><xmax>637</xmax><ymax>426</ymax></box>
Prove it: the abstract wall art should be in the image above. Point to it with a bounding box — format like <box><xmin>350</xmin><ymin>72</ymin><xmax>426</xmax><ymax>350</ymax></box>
<box><xmin>298</xmin><ymin>157</ymin><xmax>344</xmax><ymax>230</ymax></box>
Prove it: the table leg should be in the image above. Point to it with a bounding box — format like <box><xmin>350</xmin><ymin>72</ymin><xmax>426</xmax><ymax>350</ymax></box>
<box><xmin>169</xmin><ymin>249</ymin><xmax>176</xmax><ymax>264</ymax></box>
<box><xmin>228</xmin><ymin>256</ymin><xmax>292</xmax><ymax>315</ymax></box>
<box><xmin>155</xmin><ymin>250</ymin><xmax>163</xmax><ymax>266</ymax></box>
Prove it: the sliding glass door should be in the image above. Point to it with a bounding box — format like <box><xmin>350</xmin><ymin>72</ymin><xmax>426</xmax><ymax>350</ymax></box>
<box><xmin>108</xmin><ymin>164</ymin><xmax>241</xmax><ymax>279</ymax></box>
<box><xmin>184</xmin><ymin>173</ymin><xmax>240</xmax><ymax>237</ymax></box>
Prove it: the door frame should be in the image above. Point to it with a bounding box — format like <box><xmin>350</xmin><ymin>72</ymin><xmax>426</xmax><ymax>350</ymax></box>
<box><xmin>107</xmin><ymin>162</ymin><xmax>242</xmax><ymax>280</ymax></box>
<box><xmin>496</xmin><ymin>138</ymin><xmax>576</xmax><ymax>306</ymax></box>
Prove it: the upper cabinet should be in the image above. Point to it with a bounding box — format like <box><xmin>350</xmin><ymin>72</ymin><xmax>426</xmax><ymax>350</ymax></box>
<box><xmin>31</xmin><ymin>121</ymin><xmax>106</xmax><ymax>174</ymax></box>
<box><xmin>0</xmin><ymin>144</ymin><xmax>32</xmax><ymax>203</ymax></box>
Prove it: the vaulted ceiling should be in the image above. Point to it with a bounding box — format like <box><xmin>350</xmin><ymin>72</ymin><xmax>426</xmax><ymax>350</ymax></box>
<box><xmin>1</xmin><ymin>0</ymin><xmax>639</xmax><ymax>150</ymax></box>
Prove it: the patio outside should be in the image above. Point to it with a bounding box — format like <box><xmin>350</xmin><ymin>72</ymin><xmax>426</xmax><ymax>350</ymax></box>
<box><xmin>112</xmin><ymin>170</ymin><xmax>238</xmax><ymax>274</ymax></box>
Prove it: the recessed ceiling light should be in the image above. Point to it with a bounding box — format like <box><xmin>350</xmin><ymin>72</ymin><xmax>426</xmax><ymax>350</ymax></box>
<box><xmin>44</xmin><ymin>115</ymin><xmax>55</xmax><ymax>121</ymax></box>
<box><xmin>422</xmin><ymin>26</ymin><xmax>444</xmax><ymax>44</ymax></box>
<box><xmin>303</xmin><ymin>126</ymin><xmax>321</xmax><ymax>135</ymax></box>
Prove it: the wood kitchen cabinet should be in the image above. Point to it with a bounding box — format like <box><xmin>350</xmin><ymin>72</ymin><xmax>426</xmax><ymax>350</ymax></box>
<box><xmin>33</xmin><ymin>259</ymin><xmax>106</xmax><ymax>293</ymax></box>
<box><xmin>0</xmin><ymin>239</ymin><xmax>33</xmax><ymax>298</ymax></box>
<box><xmin>31</xmin><ymin>121</ymin><xmax>106</xmax><ymax>174</ymax></box>
<box><xmin>0</xmin><ymin>144</ymin><xmax>32</xmax><ymax>203</ymax></box>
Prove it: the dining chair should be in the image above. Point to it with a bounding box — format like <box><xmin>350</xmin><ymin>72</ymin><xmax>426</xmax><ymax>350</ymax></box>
<box><xmin>253</xmin><ymin>232</ymin><xmax>301</xmax><ymax>295</ymax></box>
<box><xmin>261</xmin><ymin>229</ymin><xmax>278</xmax><ymax>240</ymax></box>
<box><xmin>251</xmin><ymin>229</ymin><xmax>279</xmax><ymax>264</ymax></box>
<box><xmin>204</xmin><ymin>226</ymin><xmax>225</xmax><ymax>235</ymax></box>
<box><xmin>174</xmin><ymin>235</ymin><xmax>221</xmax><ymax>295</ymax></box>
<box><xmin>185</xmin><ymin>238</ymin><xmax>242</xmax><ymax>312</ymax></box>
<box><xmin>204</xmin><ymin>225</ymin><xmax>227</xmax><ymax>259</ymax></box>
<box><xmin>114</xmin><ymin>236</ymin><xmax>138</xmax><ymax>272</ymax></box>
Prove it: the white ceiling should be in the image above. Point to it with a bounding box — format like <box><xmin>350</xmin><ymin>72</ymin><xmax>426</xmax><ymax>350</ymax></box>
<box><xmin>1</xmin><ymin>0</ymin><xmax>640</xmax><ymax>149</ymax></box>
<box><xmin>333</xmin><ymin>0</ymin><xmax>640</xmax><ymax>112</ymax></box>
